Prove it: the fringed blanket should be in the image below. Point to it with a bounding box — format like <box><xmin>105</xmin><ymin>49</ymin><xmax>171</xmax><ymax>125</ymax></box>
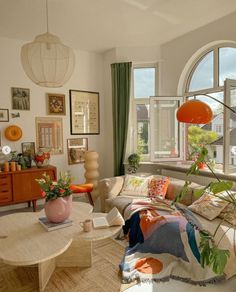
<box><xmin>120</xmin><ymin>201</ymin><xmax>227</xmax><ymax>285</ymax></box>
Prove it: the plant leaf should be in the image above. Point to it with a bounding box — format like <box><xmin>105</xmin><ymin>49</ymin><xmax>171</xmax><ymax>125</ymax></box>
<box><xmin>208</xmin><ymin>181</ymin><xmax>233</xmax><ymax>194</ymax></box>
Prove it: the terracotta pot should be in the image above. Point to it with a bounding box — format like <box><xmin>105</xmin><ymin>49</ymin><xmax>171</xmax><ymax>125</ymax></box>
<box><xmin>44</xmin><ymin>195</ymin><xmax>72</xmax><ymax>223</ymax></box>
<box><xmin>198</xmin><ymin>162</ymin><xmax>206</xmax><ymax>169</ymax></box>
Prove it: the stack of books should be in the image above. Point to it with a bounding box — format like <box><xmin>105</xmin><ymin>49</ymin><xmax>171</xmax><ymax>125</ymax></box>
<box><xmin>38</xmin><ymin>217</ymin><xmax>73</xmax><ymax>232</ymax></box>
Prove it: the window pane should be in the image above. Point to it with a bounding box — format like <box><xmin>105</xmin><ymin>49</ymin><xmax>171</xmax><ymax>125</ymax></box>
<box><xmin>219</xmin><ymin>47</ymin><xmax>236</xmax><ymax>86</ymax></box>
<box><xmin>134</xmin><ymin>68</ymin><xmax>155</xmax><ymax>98</ymax></box>
<box><xmin>187</xmin><ymin>92</ymin><xmax>223</xmax><ymax>169</ymax></box>
<box><xmin>151</xmin><ymin>99</ymin><xmax>181</xmax><ymax>160</ymax></box>
<box><xmin>189</xmin><ymin>51</ymin><xmax>214</xmax><ymax>92</ymax></box>
<box><xmin>136</xmin><ymin>104</ymin><xmax>149</xmax><ymax>155</ymax></box>
<box><xmin>227</xmin><ymin>85</ymin><xmax>236</xmax><ymax>173</ymax></box>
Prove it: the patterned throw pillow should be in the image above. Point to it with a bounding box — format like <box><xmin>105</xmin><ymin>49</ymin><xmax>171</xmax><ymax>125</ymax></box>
<box><xmin>188</xmin><ymin>191</ymin><xmax>230</xmax><ymax>220</ymax></box>
<box><xmin>218</xmin><ymin>202</ymin><xmax>236</xmax><ymax>225</ymax></box>
<box><xmin>120</xmin><ymin>175</ymin><xmax>152</xmax><ymax>197</ymax></box>
<box><xmin>148</xmin><ymin>177</ymin><xmax>170</xmax><ymax>199</ymax></box>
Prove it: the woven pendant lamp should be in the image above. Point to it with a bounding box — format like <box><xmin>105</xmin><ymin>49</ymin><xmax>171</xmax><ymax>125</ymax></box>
<box><xmin>21</xmin><ymin>0</ymin><xmax>75</xmax><ymax>88</ymax></box>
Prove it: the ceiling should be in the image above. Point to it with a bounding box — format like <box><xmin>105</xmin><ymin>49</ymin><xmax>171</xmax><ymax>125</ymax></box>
<box><xmin>1</xmin><ymin>0</ymin><xmax>236</xmax><ymax>53</ymax></box>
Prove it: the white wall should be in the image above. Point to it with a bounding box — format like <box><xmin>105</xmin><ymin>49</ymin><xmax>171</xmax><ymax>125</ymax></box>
<box><xmin>160</xmin><ymin>12</ymin><xmax>236</xmax><ymax>95</ymax></box>
<box><xmin>0</xmin><ymin>36</ymin><xmax>106</xmax><ymax>188</ymax></box>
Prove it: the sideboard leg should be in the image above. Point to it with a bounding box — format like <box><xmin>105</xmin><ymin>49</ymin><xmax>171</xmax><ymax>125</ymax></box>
<box><xmin>28</xmin><ymin>201</ymin><xmax>31</xmax><ymax>208</ymax></box>
<box><xmin>32</xmin><ymin>200</ymin><xmax>37</xmax><ymax>212</ymax></box>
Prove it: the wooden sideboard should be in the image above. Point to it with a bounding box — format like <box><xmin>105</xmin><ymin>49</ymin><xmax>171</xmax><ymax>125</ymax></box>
<box><xmin>0</xmin><ymin>165</ymin><xmax>57</xmax><ymax>211</ymax></box>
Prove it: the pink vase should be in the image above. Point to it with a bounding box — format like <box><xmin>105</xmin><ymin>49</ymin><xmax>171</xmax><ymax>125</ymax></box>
<box><xmin>44</xmin><ymin>195</ymin><xmax>72</xmax><ymax>223</ymax></box>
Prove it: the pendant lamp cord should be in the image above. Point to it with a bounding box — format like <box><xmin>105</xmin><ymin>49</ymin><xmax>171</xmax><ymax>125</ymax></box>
<box><xmin>46</xmin><ymin>0</ymin><xmax>49</xmax><ymax>33</ymax></box>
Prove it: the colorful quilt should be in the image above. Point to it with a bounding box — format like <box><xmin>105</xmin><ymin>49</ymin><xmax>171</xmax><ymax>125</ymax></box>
<box><xmin>120</xmin><ymin>203</ymin><xmax>226</xmax><ymax>285</ymax></box>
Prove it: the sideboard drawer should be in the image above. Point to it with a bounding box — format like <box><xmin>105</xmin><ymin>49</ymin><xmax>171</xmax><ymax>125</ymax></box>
<box><xmin>0</xmin><ymin>175</ymin><xmax>12</xmax><ymax>202</ymax></box>
<box><xmin>0</xmin><ymin>190</ymin><xmax>12</xmax><ymax>202</ymax></box>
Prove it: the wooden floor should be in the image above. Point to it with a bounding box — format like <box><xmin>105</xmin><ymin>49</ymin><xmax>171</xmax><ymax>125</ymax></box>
<box><xmin>0</xmin><ymin>238</ymin><xmax>132</xmax><ymax>292</ymax></box>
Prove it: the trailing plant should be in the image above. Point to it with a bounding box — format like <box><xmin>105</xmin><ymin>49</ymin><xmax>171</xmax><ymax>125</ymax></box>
<box><xmin>174</xmin><ymin>146</ymin><xmax>235</xmax><ymax>275</ymax></box>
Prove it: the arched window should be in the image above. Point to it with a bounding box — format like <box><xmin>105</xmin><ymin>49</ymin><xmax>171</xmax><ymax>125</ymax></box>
<box><xmin>184</xmin><ymin>43</ymin><xmax>236</xmax><ymax>174</ymax></box>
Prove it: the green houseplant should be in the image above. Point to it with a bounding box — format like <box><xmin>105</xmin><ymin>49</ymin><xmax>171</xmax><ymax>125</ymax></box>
<box><xmin>175</xmin><ymin>146</ymin><xmax>235</xmax><ymax>275</ymax></box>
<box><xmin>127</xmin><ymin>153</ymin><xmax>141</xmax><ymax>174</ymax></box>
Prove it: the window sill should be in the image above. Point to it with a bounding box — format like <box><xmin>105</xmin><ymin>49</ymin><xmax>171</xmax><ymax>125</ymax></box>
<box><xmin>125</xmin><ymin>161</ymin><xmax>236</xmax><ymax>181</ymax></box>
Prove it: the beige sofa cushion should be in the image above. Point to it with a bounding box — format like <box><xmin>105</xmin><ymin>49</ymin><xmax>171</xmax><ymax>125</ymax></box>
<box><xmin>98</xmin><ymin>176</ymin><xmax>124</xmax><ymax>212</ymax></box>
<box><xmin>166</xmin><ymin>179</ymin><xmax>203</xmax><ymax>206</ymax></box>
<box><xmin>120</xmin><ymin>174</ymin><xmax>151</xmax><ymax>197</ymax></box>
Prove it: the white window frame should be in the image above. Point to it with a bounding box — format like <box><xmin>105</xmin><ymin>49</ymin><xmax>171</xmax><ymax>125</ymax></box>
<box><xmin>184</xmin><ymin>43</ymin><xmax>236</xmax><ymax>174</ymax></box>
<box><xmin>150</xmin><ymin>96</ymin><xmax>184</xmax><ymax>162</ymax></box>
<box><xmin>132</xmin><ymin>63</ymin><xmax>158</xmax><ymax>160</ymax></box>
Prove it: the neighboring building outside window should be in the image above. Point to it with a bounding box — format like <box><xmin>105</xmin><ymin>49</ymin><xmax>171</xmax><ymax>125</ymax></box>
<box><xmin>184</xmin><ymin>44</ymin><xmax>236</xmax><ymax>174</ymax></box>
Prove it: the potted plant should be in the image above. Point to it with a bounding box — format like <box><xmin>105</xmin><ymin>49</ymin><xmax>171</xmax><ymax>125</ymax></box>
<box><xmin>127</xmin><ymin>153</ymin><xmax>141</xmax><ymax>174</ymax></box>
<box><xmin>36</xmin><ymin>172</ymin><xmax>72</xmax><ymax>223</ymax></box>
<box><xmin>175</xmin><ymin>145</ymin><xmax>235</xmax><ymax>275</ymax></box>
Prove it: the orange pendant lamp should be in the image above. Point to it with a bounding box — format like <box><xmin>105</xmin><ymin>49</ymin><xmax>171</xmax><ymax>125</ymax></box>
<box><xmin>176</xmin><ymin>99</ymin><xmax>213</xmax><ymax>124</ymax></box>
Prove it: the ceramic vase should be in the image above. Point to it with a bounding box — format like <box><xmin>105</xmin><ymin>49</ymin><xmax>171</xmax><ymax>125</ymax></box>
<box><xmin>84</xmin><ymin>151</ymin><xmax>99</xmax><ymax>188</ymax></box>
<box><xmin>35</xmin><ymin>149</ymin><xmax>50</xmax><ymax>168</ymax></box>
<box><xmin>44</xmin><ymin>195</ymin><xmax>72</xmax><ymax>223</ymax></box>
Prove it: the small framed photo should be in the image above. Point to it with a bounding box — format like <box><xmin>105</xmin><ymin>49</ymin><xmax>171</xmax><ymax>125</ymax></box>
<box><xmin>47</xmin><ymin>93</ymin><xmax>66</xmax><ymax>115</ymax></box>
<box><xmin>21</xmin><ymin>142</ymin><xmax>35</xmax><ymax>157</ymax></box>
<box><xmin>11</xmin><ymin>87</ymin><xmax>30</xmax><ymax>110</ymax></box>
<box><xmin>67</xmin><ymin>138</ymin><xmax>88</xmax><ymax>164</ymax></box>
<box><xmin>0</xmin><ymin>109</ymin><xmax>9</xmax><ymax>122</ymax></box>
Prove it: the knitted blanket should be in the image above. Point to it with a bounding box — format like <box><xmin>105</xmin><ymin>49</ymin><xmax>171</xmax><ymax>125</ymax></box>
<box><xmin>120</xmin><ymin>202</ymin><xmax>227</xmax><ymax>285</ymax></box>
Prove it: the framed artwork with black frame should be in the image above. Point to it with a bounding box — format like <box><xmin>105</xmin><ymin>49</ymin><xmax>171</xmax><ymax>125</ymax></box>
<box><xmin>11</xmin><ymin>87</ymin><xmax>30</xmax><ymax>110</ymax></box>
<box><xmin>67</xmin><ymin>138</ymin><xmax>88</xmax><ymax>164</ymax></box>
<box><xmin>69</xmin><ymin>90</ymin><xmax>100</xmax><ymax>135</ymax></box>
<box><xmin>0</xmin><ymin>109</ymin><xmax>9</xmax><ymax>122</ymax></box>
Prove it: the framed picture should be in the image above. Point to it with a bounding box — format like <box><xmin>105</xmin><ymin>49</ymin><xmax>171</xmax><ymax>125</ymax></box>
<box><xmin>21</xmin><ymin>142</ymin><xmax>35</xmax><ymax>157</ymax></box>
<box><xmin>35</xmin><ymin>117</ymin><xmax>63</xmax><ymax>155</ymax></box>
<box><xmin>0</xmin><ymin>109</ymin><xmax>9</xmax><ymax>122</ymax></box>
<box><xmin>69</xmin><ymin>90</ymin><xmax>100</xmax><ymax>135</ymax></box>
<box><xmin>47</xmin><ymin>93</ymin><xmax>66</xmax><ymax>115</ymax></box>
<box><xmin>67</xmin><ymin>138</ymin><xmax>88</xmax><ymax>164</ymax></box>
<box><xmin>11</xmin><ymin>87</ymin><xmax>30</xmax><ymax>110</ymax></box>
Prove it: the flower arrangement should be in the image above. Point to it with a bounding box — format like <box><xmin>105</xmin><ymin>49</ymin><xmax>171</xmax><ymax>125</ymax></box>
<box><xmin>36</xmin><ymin>172</ymin><xmax>72</xmax><ymax>202</ymax></box>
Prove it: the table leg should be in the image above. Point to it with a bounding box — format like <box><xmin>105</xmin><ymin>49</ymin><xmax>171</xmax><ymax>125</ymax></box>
<box><xmin>38</xmin><ymin>258</ymin><xmax>56</xmax><ymax>292</ymax></box>
<box><xmin>56</xmin><ymin>240</ymin><xmax>92</xmax><ymax>267</ymax></box>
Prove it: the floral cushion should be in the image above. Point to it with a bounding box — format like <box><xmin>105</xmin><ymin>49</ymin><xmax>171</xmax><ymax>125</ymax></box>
<box><xmin>188</xmin><ymin>191</ymin><xmax>230</xmax><ymax>220</ymax></box>
<box><xmin>148</xmin><ymin>176</ymin><xmax>170</xmax><ymax>199</ymax></box>
<box><xmin>120</xmin><ymin>175</ymin><xmax>152</xmax><ymax>197</ymax></box>
<box><xmin>218</xmin><ymin>202</ymin><xmax>236</xmax><ymax>225</ymax></box>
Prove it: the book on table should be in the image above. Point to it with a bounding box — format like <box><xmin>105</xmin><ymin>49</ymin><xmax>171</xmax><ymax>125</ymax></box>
<box><xmin>92</xmin><ymin>207</ymin><xmax>125</xmax><ymax>229</ymax></box>
<box><xmin>38</xmin><ymin>217</ymin><xmax>73</xmax><ymax>232</ymax></box>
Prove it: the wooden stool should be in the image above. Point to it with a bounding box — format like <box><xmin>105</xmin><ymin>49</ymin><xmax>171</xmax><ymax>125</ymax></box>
<box><xmin>70</xmin><ymin>183</ymin><xmax>94</xmax><ymax>206</ymax></box>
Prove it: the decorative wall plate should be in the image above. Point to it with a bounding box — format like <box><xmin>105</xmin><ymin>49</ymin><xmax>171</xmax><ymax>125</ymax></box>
<box><xmin>5</xmin><ymin>125</ymin><xmax>23</xmax><ymax>141</ymax></box>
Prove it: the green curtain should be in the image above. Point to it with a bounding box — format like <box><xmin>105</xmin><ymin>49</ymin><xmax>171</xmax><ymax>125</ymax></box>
<box><xmin>111</xmin><ymin>62</ymin><xmax>132</xmax><ymax>176</ymax></box>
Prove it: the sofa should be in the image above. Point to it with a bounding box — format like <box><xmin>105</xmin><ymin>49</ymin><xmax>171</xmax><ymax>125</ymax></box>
<box><xmin>98</xmin><ymin>174</ymin><xmax>204</xmax><ymax>214</ymax></box>
<box><xmin>98</xmin><ymin>173</ymin><xmax>236</xmax><ymax>282</ymax></box>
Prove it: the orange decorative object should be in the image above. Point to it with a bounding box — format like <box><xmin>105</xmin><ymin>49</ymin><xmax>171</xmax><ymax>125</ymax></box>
<box><xmin>176</xmin><ymin>100</ymin><xmax>213</xmax><ymax>124</ymax></box>
<box><xmin>135</xmin><ymin>257</ymin><xmax>163</xmax><ymax>274</ymax></box>
<box><xmin>5</xmin><ymin>125</ymin><xmax>23</xmax><ymax>141</ymax></box>
<box><xmin>70</xmin><ymin>183</ymin><xmax>94</xmax><ymax>206</ymax></box>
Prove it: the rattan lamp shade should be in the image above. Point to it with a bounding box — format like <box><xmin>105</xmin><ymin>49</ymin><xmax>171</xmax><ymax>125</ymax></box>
<box><xmin>21</xmin><ymin>32</ymin><xmax>75</xmax><ymax>88</ymax></box>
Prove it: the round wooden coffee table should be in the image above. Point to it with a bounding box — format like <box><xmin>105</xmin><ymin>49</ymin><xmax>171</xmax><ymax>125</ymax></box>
<box><xmin>0</xmin><ymin>202</ymin><xmax>122</xmax><ymax>291</ymax></box>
